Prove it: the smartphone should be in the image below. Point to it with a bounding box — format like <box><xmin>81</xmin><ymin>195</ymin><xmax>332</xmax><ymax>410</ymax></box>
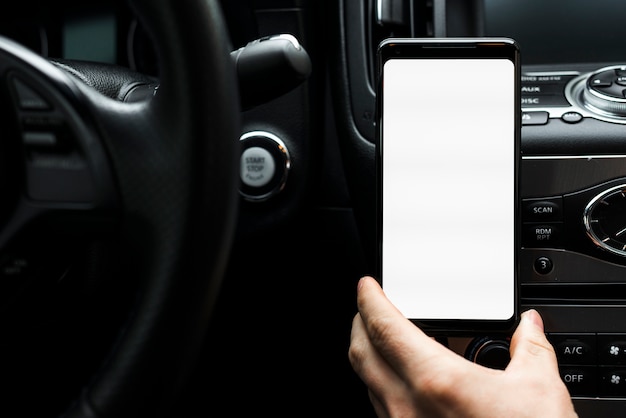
<box><xmin>376</xmin><ymin>38</ymin><xmax>520</xmax><ymax>336</ymax></box>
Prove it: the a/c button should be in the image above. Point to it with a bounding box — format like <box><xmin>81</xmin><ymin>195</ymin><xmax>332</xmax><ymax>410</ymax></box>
<box><xmin>240</xmin><ymin>146</ymin><xmax>275</xmax><ymax>188</ymax></box>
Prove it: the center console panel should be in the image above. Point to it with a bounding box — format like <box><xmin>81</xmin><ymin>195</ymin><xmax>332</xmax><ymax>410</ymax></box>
<box><xmin>460</xmin><ymin>64</ymin><xmax>626</xmax><ymax>413</ymax></box>
<box><xmin>333</xmin><ymin>2</ymin><xmax>626</xmax><ymax>415</ymax></box>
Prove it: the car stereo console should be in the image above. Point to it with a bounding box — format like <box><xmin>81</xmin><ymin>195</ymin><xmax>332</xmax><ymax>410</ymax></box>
<box><xmin>456</xmin><ymin>63</ymin><xmax>626</xmax><ymax>414</ymax></box>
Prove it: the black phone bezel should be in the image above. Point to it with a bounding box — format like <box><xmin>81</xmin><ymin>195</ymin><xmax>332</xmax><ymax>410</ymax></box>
<box><xmin>375</xmin><ymin>38</ymin><xmax>522</xmax><ymax>337</ymax></box>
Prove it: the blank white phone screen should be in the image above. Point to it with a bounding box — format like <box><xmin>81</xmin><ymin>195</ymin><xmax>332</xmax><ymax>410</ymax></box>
<box><xmin>382</xmin><ymin>58</ymin><xmax>515</xmax><ymax>320</ymax></box>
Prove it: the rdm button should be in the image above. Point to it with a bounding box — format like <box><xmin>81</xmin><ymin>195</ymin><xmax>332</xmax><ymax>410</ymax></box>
<box><xmin>524</xmin><ymin>223</ymin><xmax>561</xmax><ymax>246</ymax></box>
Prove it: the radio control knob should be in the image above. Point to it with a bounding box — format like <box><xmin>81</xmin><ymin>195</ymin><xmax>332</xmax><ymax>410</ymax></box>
<box><xmin>581</xmin><ymin>65</ymin><xmax>626</xmax><ymax>117</ymax></box>
<box><xmin>466</xmin><ymin>337</ymin><xmax>510</xmax><ymax>370</ymax></box>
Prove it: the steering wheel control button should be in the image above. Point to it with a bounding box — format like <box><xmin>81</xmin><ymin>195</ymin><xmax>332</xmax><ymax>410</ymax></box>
<box><xmin>22</xmin><ymin>131</ymin><xmax>58</xmax><ymax>147</ymax></box>
<box><xmin>241</xmin><ymin>147</ymin><xmax>275</xmax><ymax>188</ymax></box>
<box><xmin>12</xmin><ymin>78</ymin><xmax>50</xmax><ymax>110</ymax></box>
<box><xmin>561</xmin><ymin>111</ymin><xmax>583</xmax><ymax>123</ymax></box>
<box><xmin>239</xmin><ymin>131</ymin><xmax>290</xmax><ymax>201</ymax></box>
<box><xmin>533</xmin><ymin>256</ymin><xmax>553</xmax><ymax>275</ymax></box>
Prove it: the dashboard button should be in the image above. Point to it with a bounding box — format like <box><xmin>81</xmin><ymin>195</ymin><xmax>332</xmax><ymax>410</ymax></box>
<box><xmin>591</xmin><ymin>78</ymin><xmax>612</xmax><ymax>88</ymax></box>
<box><xmin>561</xmin><ymin>111</ymin><xmax>583</xmax><ymax>123</ymax></box>
<box><xmin>521</xmin><ymin>95</ymin><xmax>569</xmax><ymax>107</ymax></box>
<box><xmin>523</xmin><ymin>223</ymin><xmax>562</xmax><ymax>246</ymax></box>
<box><xmin>598</xmin><ymin>335</ymin><xmax>626</xmax><ymax>365</ymax></box>
<box><xmin>240</xmin><ymin>147</ymin><xmax>275</xmax><ymax>188</ymax></box>
<box><xmin>523</xmin><ymin>198</ymin><xmax>562</xmax><ymax>221</ymax></box>
<box><xmin>548</xmin><ymin>334</ymin><xmax>596</xmax><ymax>364</ymax></box>
<box><xmin>238</xmin><ymin>131</ymin><xmax>290</xmax><ymax>202</ymax></box>
<box><xmin>12</xmin><ymin>78</ymin><xmax>50</xmax><ymax>110</ymax></box>
<box><xmin>521</xmin><ymin>111</ymin><xmax>549</xmax><ymax>125</ymax></box>
<box><xmin>600</xmin><ymin>368</ymin><xmax>626</xmax><ymax>397</ymax></box>
<box><xmin>533</xmin><ymin>256</ymin><xmax>553</xmax><ymax>275</ymax></box>
<box><xmin>466</xmin><ymin>337</ymin><xmax>510</xmax><ymax>370</ymax></box>
<box><xmin>559</xmin><ymin>366</ymin><xmax>597</xmax><ymax>396</ymax></box>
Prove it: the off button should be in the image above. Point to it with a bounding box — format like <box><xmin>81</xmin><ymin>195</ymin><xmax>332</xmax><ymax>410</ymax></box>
<box><xmin>240</xmin><ymin>147</ymin><xmax>275</xmax><ymax>187</ymax></box>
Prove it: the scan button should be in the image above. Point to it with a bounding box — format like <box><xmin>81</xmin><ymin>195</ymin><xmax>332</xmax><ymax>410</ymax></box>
<box><xmin>523</xmin><ymin>198</ymin><xmax>562</xmax><ymax>221</ymax></box>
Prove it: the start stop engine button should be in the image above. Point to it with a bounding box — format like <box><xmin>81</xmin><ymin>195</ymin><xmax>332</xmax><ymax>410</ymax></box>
<box><xmin>239</xmin><ymin>131</ymin><xmax>290</xmax><ymax>201</ymax></box>
<box><xmin>241</xmin><ymin>147</ymin><xmax>275</xmax><ymax>188</ymax></box>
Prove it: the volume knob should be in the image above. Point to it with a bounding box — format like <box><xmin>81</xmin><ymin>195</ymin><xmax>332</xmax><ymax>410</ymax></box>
<box><xmin>466</xmin><ymin>337</ymin><xmax>510</xmax><ymax>370</ymax></box>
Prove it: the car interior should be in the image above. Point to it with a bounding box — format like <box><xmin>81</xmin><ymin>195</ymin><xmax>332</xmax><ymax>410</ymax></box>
<box><xmin>2</xmin><ymin>0</ymin><xmax>626</xmax><ymax>417</ymax></box>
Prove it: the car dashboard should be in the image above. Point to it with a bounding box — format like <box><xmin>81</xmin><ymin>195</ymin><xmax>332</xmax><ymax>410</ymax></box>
<box><xmin>3</xmin><ymin>0</ymin><xmax>626</xmax><ymax>417</ymax></box>
<box><xmin>335</xmin><ymin>0</ymin><xmax>626</xmax><ymax>416</ymax></box>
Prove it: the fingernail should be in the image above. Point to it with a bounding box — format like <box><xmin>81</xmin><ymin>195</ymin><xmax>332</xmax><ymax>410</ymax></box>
<box><xmin>523</xmin><ymin>309</ymin><xmax>544</xmax><ymax>332</ymax></box>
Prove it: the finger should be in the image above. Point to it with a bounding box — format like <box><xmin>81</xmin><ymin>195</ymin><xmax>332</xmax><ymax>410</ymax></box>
<box><xmin>505</xmin><ymin>310</ymin><xmax>577</xmax><ymax>415</ymax></box>
<box><xmin>368</xmin><ymin>389</ymin><xmax>390</xmax><ymax>418</ymax></box>
<box><xmin>355</xmin><ymin>276</ymin><xmax>467</xmax><ymax>383</ymax></box>
<box><xmin>349</xmin><ymin>313</ymin><xmax>414</xmax><ymax>410</ymax></box>
<box><xmin>507</xmin><ymin>309</ymin><xmax>560</xmax><ymax>376</ymax></box>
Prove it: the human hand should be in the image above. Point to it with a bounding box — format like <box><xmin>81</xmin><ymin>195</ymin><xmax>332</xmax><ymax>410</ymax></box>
<box><xmin>348</xmin><ymin>276</ymin><xmax>578</xmax><ymax>418</ymax></box>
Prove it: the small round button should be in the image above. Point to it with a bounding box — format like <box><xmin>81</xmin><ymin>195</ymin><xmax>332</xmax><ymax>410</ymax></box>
<box><xmin>534</xmin><ymin>256</ymin><xmax>553</xmax><ymax>275</ymax></box>
<box><xmin>239</xmin><ymin>131</ymin><xmax>290</xmax><ymax>201</ymax></box>
<box><xmin>240</xmin><ymin>147</ymin><xmax>275</xmax><ymax>187</ymax></box>
<box><xmin>561</xmin><ymin>111</ymin><xmax>582</xmax><ymax>124</ymax></box>
<box><xmin>466</xmin><ymin>337</ymin><xmax>510</xmax><ymax>370</ymax></box>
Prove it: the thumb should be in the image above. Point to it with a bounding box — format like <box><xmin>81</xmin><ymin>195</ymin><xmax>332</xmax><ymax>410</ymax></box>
<box><xmin>507</xmin><ymin>309</ymin><xmax>560</xmax><ymax>375</ymax></box>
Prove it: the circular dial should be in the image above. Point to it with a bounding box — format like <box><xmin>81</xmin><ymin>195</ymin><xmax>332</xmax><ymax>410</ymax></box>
<box><xmin>584</xmin><ymin>184</ymin><xmax>626</xmax><ymax>257</ymax></box>
<box><xmin>581</xmin><ymin>65</ymin><xmax>626</xmax><ymax>117</ymax></box>
<box><xmin>466</xmin><ymin>337</ymin><xmax>510</xmax><ymax>370</ymax></box>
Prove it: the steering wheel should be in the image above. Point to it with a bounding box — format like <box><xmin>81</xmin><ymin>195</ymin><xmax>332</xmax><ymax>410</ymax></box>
<box><xmin>0</xmin><ymin>0</ymin><xmax>240</xmax><ymax>417</ymax></box>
